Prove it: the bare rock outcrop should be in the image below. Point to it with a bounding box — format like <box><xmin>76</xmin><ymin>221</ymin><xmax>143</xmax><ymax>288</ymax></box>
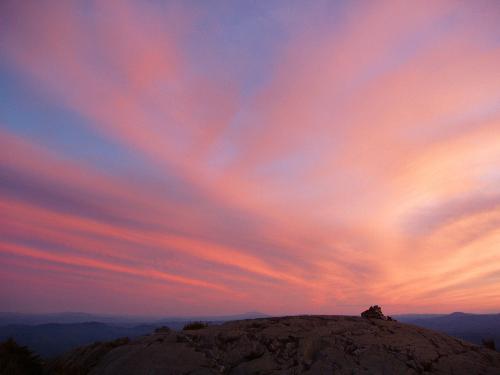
<box><xmin>361</xmin><ymin>305</ymin><xmax>395</xmax><ymax>321</ymax></box>
<box><xmin>50</xmin><ymin>315</ymin><xmax>500</xmax><ymax>374</ymax></box>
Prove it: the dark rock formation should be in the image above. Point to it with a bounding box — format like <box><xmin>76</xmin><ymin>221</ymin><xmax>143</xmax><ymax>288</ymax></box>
<box><xmin>361</xmin><ymin>305</ymin><xmax>395</xmax><ymax>321</ymax></box>
<box><xmin>48</xmin><ymin>315</ymin><xmax>500</xmax><ymax>374</ymax></box>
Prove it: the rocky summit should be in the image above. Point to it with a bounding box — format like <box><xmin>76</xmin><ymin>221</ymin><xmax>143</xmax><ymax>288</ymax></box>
<box><xmin>48</xmin><ymin>315</ymin><xmax>500</xmax><ymax>375</ymax></box>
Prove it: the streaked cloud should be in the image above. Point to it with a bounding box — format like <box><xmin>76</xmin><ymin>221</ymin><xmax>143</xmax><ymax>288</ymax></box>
<box><xmin>0</xmin><ymin>0</ymin><xmax>499</xmax><ymax>315</ymax></box>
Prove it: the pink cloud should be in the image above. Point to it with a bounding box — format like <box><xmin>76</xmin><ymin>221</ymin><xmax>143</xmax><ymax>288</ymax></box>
<box><xmin>1</xmin><ymin>0</ymin><xmax>499</xmax><ymax>314</ymax></box>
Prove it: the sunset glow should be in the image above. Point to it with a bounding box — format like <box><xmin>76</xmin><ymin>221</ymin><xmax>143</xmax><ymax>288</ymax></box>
<box><xmin>1</xmin><ymin>0</ymin><xmax>499</xmax><ymax>316</ymax></box>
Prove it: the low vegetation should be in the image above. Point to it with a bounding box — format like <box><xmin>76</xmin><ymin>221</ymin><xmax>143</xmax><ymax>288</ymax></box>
<box><xmin>0</xmin><ymin>338</ymin><xmax>43</xmax><ymax>375</ymax></box>
<box><xmin>182</xmin><ymin>321</ymin><xmax>208</xmax><ymax>331</ymax></box>
<box><xmin>482</xmin><ymin>338</ymin><xmax>496</xmax><ymax>351</ymax></box>
<box><xmin>47</xmin><ymin>337</ymin><xmax>130</xmax><ymax>374</ymax></box>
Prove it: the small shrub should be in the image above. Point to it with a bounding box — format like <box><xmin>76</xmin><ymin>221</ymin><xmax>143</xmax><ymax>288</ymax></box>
<box><xmin>46</xmin><ymin>336</ymin><xmax>130</xmax><ymax>374</ymax></box>
<box><xmin>154</xmin><ymin>326</ymin><xmax>171</xmax><ymax>334</ymax></box>
<box><xmin>482</xmin><ymin>338</ymin><xmax>496</xmax><ymax>351</ymax></box>
<box><xmin>182</xmin><ymin>321</ymin><xmax>208</xmax><ymax>331</ymax></box>
<box><xmin>0</xmin><ymin>338</ymin><xmax>43</xmax><ymax>375</ymax></box>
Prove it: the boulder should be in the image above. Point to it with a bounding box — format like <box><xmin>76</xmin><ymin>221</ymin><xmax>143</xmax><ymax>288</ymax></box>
<box><xmin>361</xmin><ymin>305</ymin><xmax>395</xmax><ymax>321</ymax></box>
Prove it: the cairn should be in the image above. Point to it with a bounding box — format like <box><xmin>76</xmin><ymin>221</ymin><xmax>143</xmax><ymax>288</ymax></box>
<box><xmin>361</xmin><ymin>305</ymin><xmax>395</xmax><ymax>321</ymax></box>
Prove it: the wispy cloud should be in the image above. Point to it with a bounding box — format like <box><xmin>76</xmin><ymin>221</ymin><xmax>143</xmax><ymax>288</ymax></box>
<box><xmin>1</xmin><ymin>0</ymin><xmax>499</xmax><ymax>315</ymax></box>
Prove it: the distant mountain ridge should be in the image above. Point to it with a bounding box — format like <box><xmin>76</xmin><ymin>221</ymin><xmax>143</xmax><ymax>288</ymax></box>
<box><xmin>0</xmin><ymin>311</ymin><xmax>269</xmax><ymax>326</ymax></box>
<box><xmin>0</xmin><ymin>312</ymin><xmax>269</xmax><ymax>357</ymax></box>
<box><xmin>0</xmin><ymin>322</ymin><xmax>156</xmax><ymax>358</ymax></box>
<box><xmin>396</xmin><ymin>312</ymin><xmax>500</xmax><ymax>347</ymax></box>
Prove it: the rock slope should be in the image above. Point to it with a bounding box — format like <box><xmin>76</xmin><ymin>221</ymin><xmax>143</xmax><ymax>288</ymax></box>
<box><xmin>49</xmin><ymin>315</ymin><xmax>500</xmax><ymax>374</ymax></box>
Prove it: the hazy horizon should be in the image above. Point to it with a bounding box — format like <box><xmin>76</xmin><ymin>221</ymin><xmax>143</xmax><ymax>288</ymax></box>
<box><xmin>1</xmin><ymin>1</ymin><xmax>499</xmax><ymax>316</ymax></box>
<box><xmin>2</xmin><ymin>309</ymin><xmax>500</xmax><ymax>319</ymax></box>
<box><xmin>2</xmin><ymin>307</ymin><xmax>500</xmax><ymax>320</ymax></box>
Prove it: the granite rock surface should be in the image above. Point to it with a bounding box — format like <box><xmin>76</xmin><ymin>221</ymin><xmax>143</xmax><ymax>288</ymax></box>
<box><xmin>49</xmin><ymin>315</ymin><xmax>500</xmax><ymax>374</ymax></box>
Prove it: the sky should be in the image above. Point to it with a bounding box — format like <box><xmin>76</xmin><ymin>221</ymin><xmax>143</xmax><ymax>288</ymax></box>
<box><xmin>0</xmin><ymin>0</ymin><xmax>499</xmax><ymax>316</ymax></box>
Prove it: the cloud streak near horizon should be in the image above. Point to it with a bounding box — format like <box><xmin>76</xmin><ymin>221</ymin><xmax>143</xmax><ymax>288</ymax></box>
<box><xmin>1</xmin><ymin>0</ymin><xmax>499</xmax><ymax>315</ymax></box>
